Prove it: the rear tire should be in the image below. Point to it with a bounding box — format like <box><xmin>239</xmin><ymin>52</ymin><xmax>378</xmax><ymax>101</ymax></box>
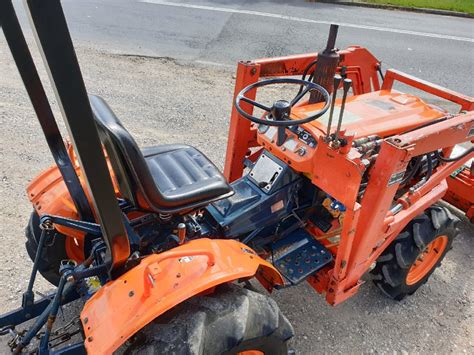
<box><xmin>372</xmin><ymin>205</ymin><xmax>459</xmax><ymax>300</ymax></box>
<box><xmin>120</xmin><ymin>283</ymin><xmax>294</xmax><ymax>355</ymax></box>
<box><xmin>25</xmin><ymin>211</ymin><xmax>68</xmax><ymax>286</ymax></box>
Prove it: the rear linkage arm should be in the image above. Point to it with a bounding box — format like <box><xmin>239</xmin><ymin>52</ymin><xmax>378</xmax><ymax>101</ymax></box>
<box><xmin>1</xmin><ymin>211</ymin><xmax>141</xmax><ymax>353</ymax></box>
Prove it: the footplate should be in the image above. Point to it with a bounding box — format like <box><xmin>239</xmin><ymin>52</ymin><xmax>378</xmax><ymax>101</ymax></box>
<box><xmin>272</xmin><ymin>229</ymin><xmax>333</xmax><ymax>284</ymax></box>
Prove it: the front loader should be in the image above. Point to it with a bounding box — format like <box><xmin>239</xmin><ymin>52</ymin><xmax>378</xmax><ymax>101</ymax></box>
<box><xmin>0</xmin><ymin>1</ymin><xmax>473</xmax><ymax>354</ymax></box>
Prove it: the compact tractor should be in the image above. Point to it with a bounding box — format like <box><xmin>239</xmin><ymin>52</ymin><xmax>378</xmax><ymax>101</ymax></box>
<box><xmin>1</xmin><ymin>0</ymin><xmax>473</xmax><ymax>354</ymax></box>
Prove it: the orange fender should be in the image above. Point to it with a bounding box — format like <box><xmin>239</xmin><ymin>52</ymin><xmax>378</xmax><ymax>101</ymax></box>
<box><xmin>80</xmin><ymin>238</ymin><xmax>283</xmax><ymax>354</ymax></box>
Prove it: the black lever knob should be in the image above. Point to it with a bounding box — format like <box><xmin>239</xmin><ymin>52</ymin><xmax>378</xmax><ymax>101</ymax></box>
<box><xmin>342</xmin><ymin>78</ymin><xmax>352</xmax><ymax>93</ymax></box>
<box><xmin>334</xmin><ymin>74</ymin><xmax>343</xmax><ymax>90</ymax></box>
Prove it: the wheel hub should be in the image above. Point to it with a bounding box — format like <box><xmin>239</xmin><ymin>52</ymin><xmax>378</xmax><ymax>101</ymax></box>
<box><xmin>406</xmin><ymin>235</ymin><xmax>448</xmax><ymax>285</ymax></box>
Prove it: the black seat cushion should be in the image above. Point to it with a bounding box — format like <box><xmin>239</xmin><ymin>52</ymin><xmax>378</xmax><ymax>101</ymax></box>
<box><xmin>89</xmin><ymin>95</ymin><xmax>232</xmax><ymax>213</ymax></box>
<box><xmin>142</xmin><ymin>144</ymin><xmax>232</xmax><ymax>208</ymax></box>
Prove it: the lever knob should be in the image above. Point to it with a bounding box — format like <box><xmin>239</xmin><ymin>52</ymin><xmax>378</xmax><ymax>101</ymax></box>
<box><xmin>333</xmin><ymin>74</ymin><xmax>342</xmax><ymax>91</ymax></box>
<box><xmin>342</xmin><ymin>78</ymin><xmax>352</xmax><ymax>92</ymax></box>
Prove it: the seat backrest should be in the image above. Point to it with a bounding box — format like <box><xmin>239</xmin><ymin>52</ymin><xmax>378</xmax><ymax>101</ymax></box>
<box><xmin>88</xmin><ymin>95</ymin><xmax>156</xmax><ymax>208</ymax></box>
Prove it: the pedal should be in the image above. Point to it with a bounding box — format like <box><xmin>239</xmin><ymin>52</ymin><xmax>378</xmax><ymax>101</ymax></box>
<box><xmin>272</xmin><ymin>229</ymin><xmax>333</xmax><ymax>285</ymax></box>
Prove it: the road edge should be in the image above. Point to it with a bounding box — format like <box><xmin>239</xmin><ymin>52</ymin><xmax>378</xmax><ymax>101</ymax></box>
<box><xmin>312</xmin><ymin>0</ymin><xmax>474</xmax><ymax>19</ymax></box>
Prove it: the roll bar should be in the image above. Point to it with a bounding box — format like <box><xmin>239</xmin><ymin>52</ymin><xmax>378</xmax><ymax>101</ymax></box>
<box><xmin>0</xmin><ymin>0</ymin><xmax>130</xmax><ymax>275</ymax></box>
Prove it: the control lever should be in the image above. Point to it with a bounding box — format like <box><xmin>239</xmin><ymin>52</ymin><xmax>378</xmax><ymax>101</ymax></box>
<box><xmin>325</xmin><ymin>74</ymin><xmax>342</xmax><ymax>142</ymax></box>
<box><xmin>333</xmin><ymin>78</ymin><xmax>352</xmax><ymax>147</ymax></box>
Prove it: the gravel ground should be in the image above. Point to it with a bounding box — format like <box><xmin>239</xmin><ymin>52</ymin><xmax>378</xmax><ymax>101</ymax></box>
<box><xmin>0</xmin><ymin>38</ymin><xmax>473</xmax><ymax>354</ymax></box>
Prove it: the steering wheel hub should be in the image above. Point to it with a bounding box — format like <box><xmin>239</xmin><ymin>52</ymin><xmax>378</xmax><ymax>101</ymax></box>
<box><xmin>271</xmin><ymin>100</ymin><xmax>291</xmax><ymax>121</ymax></box>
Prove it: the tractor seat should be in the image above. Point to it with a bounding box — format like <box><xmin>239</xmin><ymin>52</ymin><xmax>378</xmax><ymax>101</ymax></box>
<box><xmin>89</xmin><ymin>95</ymin><xmax>233</xmax><ymax>214</ymax></box>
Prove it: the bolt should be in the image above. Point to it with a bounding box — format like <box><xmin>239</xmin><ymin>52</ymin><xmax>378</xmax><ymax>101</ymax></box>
<box><xmin>84</xmin><ymin>317</ymin><xmax>88</xmax><ymax>324</ymax></box>
<box><xmin>250</xmin><ymin>67</ymin><xmax>257</xmax><ymax>75</ymax></box>
<box><xmin>129</xmin><ymin>291</ymin><xmax>134</xmax><ymax>297</ymax></box>
<box><xmin>88</xmin><ymin>337</ymin><xmax>93</xmax><ymax>342</ymax></box>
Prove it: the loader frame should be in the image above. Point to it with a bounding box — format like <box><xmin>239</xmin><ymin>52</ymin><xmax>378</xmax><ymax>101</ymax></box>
<box><xmin>224</xmin><ymin>52</ymin><xmax>474</xmax><ymax>304</ymax></box>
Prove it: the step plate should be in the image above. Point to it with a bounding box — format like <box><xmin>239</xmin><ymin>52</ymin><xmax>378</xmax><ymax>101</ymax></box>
<box><xmin>272</xmin><ymin>229</ymin><xmax>333</xmax><ymax>285</ymax></box>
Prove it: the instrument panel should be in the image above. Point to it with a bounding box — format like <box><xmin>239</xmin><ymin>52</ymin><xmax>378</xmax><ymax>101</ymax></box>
<box><xmin>258</xmin><ymin>124</ymin><xmax>317</xmax><ymax>158</ymax></box>
<box><xmin>288</xmin><ymin>125</ymin><xmax>317</xmax><ymax>148</ymax></box>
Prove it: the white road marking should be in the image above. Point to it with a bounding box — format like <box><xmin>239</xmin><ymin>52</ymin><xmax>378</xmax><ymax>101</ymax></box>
<box><xmin>195</xmin><ymin>60</ymin><xmax>233</xmax><ymax>68</ymax></box>
<box><xmin>140</xmin><ymin>0</ymin><xmax>474</xmax><ymax>43</ymax></box>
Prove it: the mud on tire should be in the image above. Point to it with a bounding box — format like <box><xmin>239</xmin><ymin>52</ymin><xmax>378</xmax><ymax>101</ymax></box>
<box><xmin>25</xmin><ymin>211</ymin><xmax>68</xmax><ymax>286</ymax></box>
<box><xmin>120</xmin><ymin>283</ymin><xmax>294</xmax><ymax>355</ymax></box>
<box><xmin>372</xmin><ymin>204</ymin><xmax>459</xmax><ymax>301</ymax></box>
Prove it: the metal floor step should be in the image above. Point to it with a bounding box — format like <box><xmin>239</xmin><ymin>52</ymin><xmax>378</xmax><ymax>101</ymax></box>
<box><xmin>272</xmin><ymin>228</ymin><xmax>333</xmax><ymax>285</ymax></box>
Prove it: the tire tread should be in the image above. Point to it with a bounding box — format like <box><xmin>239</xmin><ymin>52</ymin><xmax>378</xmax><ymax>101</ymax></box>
<box><xmin>371</xmin><ymin>204</ymin><xmax>458</xmax><ymax>300</ymax></box>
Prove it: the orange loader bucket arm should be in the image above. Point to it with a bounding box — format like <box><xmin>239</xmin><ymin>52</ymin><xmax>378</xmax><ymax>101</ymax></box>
<box><xmin>80</xmin><ymin>238</ymin><xmax>284</xmax><ymax>354</ymax></box>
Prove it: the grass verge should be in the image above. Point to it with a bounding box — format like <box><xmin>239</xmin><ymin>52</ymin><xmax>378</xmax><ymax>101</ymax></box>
<box><xmin>362</xmin><ymin>0</ymin><xmax>474</xmax><ymax>14</ymax></box>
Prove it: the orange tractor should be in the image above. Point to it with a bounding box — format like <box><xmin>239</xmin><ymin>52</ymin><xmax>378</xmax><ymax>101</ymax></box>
<box><xmin>1</xmin><ymin>0</ymin><xmax>473</xmax><ymax>354</ymax></box>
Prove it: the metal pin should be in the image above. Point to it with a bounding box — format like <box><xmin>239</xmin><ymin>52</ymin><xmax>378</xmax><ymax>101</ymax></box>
<box><xmin>333</xmin><ymin>78</ymin><xmax>352</xmax><ymax>145</ymax></box>
<box><xmin>325</xmin><ymin>74</ymin><xmax>342</xmax><ymax>142</ymax></box>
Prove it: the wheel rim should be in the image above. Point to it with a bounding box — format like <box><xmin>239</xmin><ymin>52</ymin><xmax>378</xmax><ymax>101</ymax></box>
<box><xmin>406</xmin><ymin>235</ymin><xmax>448</xmax><ymax>285</ymax></box>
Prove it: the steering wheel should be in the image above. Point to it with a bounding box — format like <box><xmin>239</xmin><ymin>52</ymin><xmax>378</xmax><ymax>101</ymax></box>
<box><xmin>235</xmin><ymin>78</ymin><xmax>330</xmax><ymax>127</ymax></box>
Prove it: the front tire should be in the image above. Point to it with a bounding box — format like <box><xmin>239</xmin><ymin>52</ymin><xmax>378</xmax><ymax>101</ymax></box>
<box><xmin>372</xmin><ymin>205</ymin><xmax>459</xmax><ymax>300</ymax></box>
<box><xmin>120</xmin><ymin>283</ymin><xmax>294</xmax><ymax>354</ymax></box>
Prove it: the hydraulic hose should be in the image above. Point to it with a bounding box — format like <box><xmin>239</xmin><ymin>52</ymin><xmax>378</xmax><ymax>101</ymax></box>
<box><xmin>400</xmin><ymin>155</ymin><xmax>423</xmax><ymax>185</ymax></box>
<box><xmin>411</xmin><ymin>153</ymin><xmax>434</xmax><ymax>191</ymax></box>
<box><xmin>435</xmin><ymin>147</ymin><xmax>474</xmax><ymax>162</ymax></box>
<box><xmin>294</xmin><ymin>60</ymin><xmax>318</xmax><ymax>98</ymax></box>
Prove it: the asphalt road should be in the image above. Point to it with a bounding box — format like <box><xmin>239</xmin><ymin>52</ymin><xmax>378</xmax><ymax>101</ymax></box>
<box><xmin>12</xmin><ymin>0</ymin><xmax>474</xmax><ymax>96</ymax></box>
<box><xmin>1</xmin><ymin>1</ymin><xmax>473</xmax><ymax>354</ymax></box>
